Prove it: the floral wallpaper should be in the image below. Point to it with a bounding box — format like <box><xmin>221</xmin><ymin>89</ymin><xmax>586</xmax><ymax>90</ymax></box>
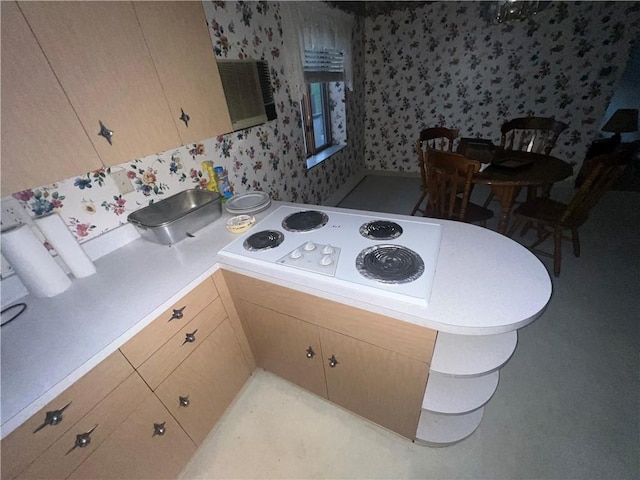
<box><xmin>0</xmin><ymin>1</ymin><xmax>366</xmax><ymax>255</ymax></box>
<box><xmin>363</xmin><ymin>1</ymin><xmax>640</xmax><ymax>172</ymax></box>
<box><xmin>3</xmin><ymin>0</ymin><xmax>638</xmax><ymax>273</ymax></box>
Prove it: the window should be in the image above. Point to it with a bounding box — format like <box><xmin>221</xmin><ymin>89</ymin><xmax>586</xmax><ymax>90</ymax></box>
<box><xmin>303</xmin><ymin>82</ymin><xmax>332</xmax><ymax>156</ymax></box>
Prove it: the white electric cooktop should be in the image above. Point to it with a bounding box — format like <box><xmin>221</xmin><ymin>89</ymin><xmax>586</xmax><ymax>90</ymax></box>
<box><xmin>219</xmin><ymin>206</ymin><xmax>442</xmax><ymax>306</ymax></box>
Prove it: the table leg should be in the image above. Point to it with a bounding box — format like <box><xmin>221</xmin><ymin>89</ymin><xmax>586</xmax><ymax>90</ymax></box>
<box><xmin>490</xmin><ymin>185</ymin><xmax>519</xmax><ymax>234</ymax></box>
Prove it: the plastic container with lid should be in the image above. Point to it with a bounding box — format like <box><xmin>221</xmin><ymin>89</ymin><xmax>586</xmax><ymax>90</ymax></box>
<box><xmin>214</xmin><ymin>166</ymin><xmax>233</xmax><ymax>201</ymax></box>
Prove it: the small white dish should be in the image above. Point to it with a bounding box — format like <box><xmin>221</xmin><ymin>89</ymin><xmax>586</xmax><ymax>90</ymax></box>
<box><xmin>226</xmin><ymin>215</ymin><xmax>256</xmax><ymax>234</ymax></box>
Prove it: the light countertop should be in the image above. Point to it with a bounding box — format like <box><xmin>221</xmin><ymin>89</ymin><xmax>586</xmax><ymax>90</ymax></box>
<box><xmin>0</xmin><ymin>202</ymin><xmax>551</xmax><ymax>437</ymax></box>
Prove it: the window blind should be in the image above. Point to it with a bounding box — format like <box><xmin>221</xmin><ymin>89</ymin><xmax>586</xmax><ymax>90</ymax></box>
<box><xmin>303</xmin><ymin>49</ymin><xmax>344</xmax><ymax>83</ymax></box>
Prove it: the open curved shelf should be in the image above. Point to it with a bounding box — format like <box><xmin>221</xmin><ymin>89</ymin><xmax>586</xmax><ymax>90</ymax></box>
<box><xmin>430</xmin><ymin>330</ymin><xmax>518</xmax><ymax>377</ymax></box>
<box><xmin>415</xmin><ymin>408</ymin><xmax>484</xmax><ymax>447</ymax></box>
<box><xmin>422</xmin><ymin>370</ymin><xmax>499</xmax><ymax>414</ymax></box>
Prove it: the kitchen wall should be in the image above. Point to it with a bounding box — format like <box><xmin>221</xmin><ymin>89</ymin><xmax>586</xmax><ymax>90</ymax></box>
<box><xmin>1</xmin><ymin>1</ymin><xmax>366</xmax><ymax>247</ymax></box>
<box><xmin>363</xmin><ymin>1</ymin><xmax>640</xmax><ymax>172</ymax></box>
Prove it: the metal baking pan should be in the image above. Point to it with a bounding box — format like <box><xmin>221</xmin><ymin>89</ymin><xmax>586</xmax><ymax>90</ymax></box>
<box><xmin>127</xmin><ymin>189</ymin><xmax>222</xmax><ymax>245</ymax></box>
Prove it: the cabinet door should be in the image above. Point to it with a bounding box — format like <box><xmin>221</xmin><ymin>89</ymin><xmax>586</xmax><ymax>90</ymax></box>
<box><xmin>134</xmin><ymin>1</ymin><xmax>232</xmax><ymax>144</ymax></box>
<box><xmin>17</xmin><ymin>373</ymin><xmax>150</xmax><ymax>480</ymax></box>
<box><xmin>68</xmin><ymin>390</ymin><xmax>196</xmax><ymax>480</ymax></box>
<box><xmin>1</xmin><ymin>352</ymin><xmax>132</xmax><ymax>480</ymax></box>
<box><xmin>19</xmin><ymin>1</ymin><xmax>181</xmax><ymax>167</ymax></box>
<box><xmin>240</xmin><ymin>300</ymin><xmax>328</xmax><ymax>399</ymax></box>
<box><xmin>155</xmin><ymin>320</ymin><xmax>251</xmax><ymax>445</ymax></box>
<box><xmin>0</xmin><ymin>1</ymin><xmax>102</xmax><ymax>196</ymax></box>
<box><xmin>319</xmin><ymin>329</ymin><xmax>430</xmax><ymax>439</ymax></box>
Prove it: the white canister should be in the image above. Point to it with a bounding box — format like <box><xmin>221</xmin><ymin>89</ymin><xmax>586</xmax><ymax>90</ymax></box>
<box><xmin>1</xmin><ymin>224</ymin><xmax>72</xmax><ymax>297</ymax></box>
<box><xmin>34</xmin><ymin>213</ymin><xmax>96</xmax><ymax>278</ymax></box>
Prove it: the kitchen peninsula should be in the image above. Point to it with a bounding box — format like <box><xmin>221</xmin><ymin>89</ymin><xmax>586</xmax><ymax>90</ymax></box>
<box><xmin>0</xmin><ymin>202</ymin><xmax>551</xmax><ymax>477</ymax></box>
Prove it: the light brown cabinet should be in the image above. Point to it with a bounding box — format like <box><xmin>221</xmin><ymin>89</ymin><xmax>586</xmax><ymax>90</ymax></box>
<box><xmin>67</xmin><ymin>393</ymin><xmax>196</xmax><ymax>480</ymax></box>
<box><xmin>2</xmin><ymin>1</ymin><xmax>233</xmax><ymax>195</ymax></box>
<box><xmin>1</xmin><ymin>275</ymin><xmax>252</xmax><ymax>479</ymax></box>
<box><xmin>225</xmin><ymin>270</ymin><xmax>436</xmax><ymax>439</ymax></box>
<box><xmin>239</xmin><ymin>300</ymin><xmax>328</xmax><ymax>399</ymax></box>
<box><xmin>133</xmin><ymin>1</ymin><xmax>232</xmax><ymax>145</ymax></box>
<box><xmin>0</xmin><ymin>1</ymin><xmax>102</xmax><ymax>196</ymax></box>
<box><xmin>0</xmin><ymin>352</ymin><xmax>133</xmax><ymax>480</ymax></box>
<box><xmin>18</xmin><ymin>1</ymin><xmax>181</xmax><ymax>168</ymax></box>
<box><xmin>155</xmin><ymin>320</ymin><xmax>251</xmax><ymax>445</ymax></box>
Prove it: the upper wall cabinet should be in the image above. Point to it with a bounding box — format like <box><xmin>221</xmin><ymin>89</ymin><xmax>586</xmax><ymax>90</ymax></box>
<box><xmin>18</xmin><ymin>1</ymin><xmax>182</xmax><ymax>168</ymax></box>
<box><xmin>0</xmin><ymin>1</ymin><xmax>103</xmax><ymax>196</ymax></box>
<box><xmin>133</xmin><ymin>1</ymin><xmax>233</xmax><ymax>145</ymax></box>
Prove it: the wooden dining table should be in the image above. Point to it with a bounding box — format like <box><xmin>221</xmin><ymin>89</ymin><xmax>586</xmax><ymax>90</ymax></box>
<box><xmin>470</xmin><ymin>150</ymin><xmax>574</xmax><ymax>234</ymax></box>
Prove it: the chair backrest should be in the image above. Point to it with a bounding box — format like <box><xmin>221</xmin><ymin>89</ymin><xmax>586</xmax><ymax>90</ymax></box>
<box><xmin>560</xmin><ymin>144</ymin><xmax>633</xmax><ymax>225</ymax></box>
<box><xmin>500</xmin><ymin>117</ymin><xmax>568</xmax><ymax>155</ymax></box>
<box><xmin>426</xmin><ymin>148</ymin><xmax>481</xmax><ymax>221</ymax></box>
<box><xmin>416</xmin><ymin>127</ymin><xmax>459</xmax><ymax>190</ymax></box>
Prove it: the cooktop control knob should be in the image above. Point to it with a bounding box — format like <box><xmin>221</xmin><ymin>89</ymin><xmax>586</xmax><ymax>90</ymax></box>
<box><xmin>290</xmin><ymin>248</ymin><xmax>303</xmax><ymax>259</ymax></box>
<box><xmin>303</xmin><ymin>241</ymin><xmax>316</xmax><ymax>251</ymax></box>
<box><xmin>320</xmin><ymin>255</ymin><xmax>333</xmax><ymax>266</ymax></box>
<box><xmin>321</xmin><ymin>245</ymin><xmax>334</xmax><ymax>255</ymax></box>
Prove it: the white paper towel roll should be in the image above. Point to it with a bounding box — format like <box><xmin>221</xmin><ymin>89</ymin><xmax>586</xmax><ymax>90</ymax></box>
<box><xmin>1</xmin><ymin>224</ymin><xmax>71</xmax><ymax>297</ymax></box>
<box><xmin>34</xmin><ymin>213</ymin><xmax>96</xmax><ymax>278</ymax></box>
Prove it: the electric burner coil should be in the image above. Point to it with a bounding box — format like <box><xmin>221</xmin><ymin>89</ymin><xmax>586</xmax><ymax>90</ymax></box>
<box><xmin>356</xmin><ymin>244</ymin><xmax>425</xmax><ymax>284</ymax></box>
<box><xmin>243</xmin><ymin>230</ymin><xmax>284</xmax><ymax>251</ymax></box>
<box><xmin>359</xmin><ymin>220</ymin><xmax>403</xmax><ymax>240</ymax></box>
<box><xmin>281</xmin><ymin>210</ymin><xmax>328</xmax><ymax>232</ymax></box>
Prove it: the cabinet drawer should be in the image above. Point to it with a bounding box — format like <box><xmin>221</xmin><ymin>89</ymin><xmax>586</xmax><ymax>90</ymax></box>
<box><xmin>1</xmin><ymin>351</ymin><xmax>132</xmax><ymax>480</ymax></box>
<box><xmin>17</xmin><ymin>373</ymin><xmax>150</xmax><ymax>480</ymax></box>
<box><xmin>137</xmin><ymin>297</ymin><xmax>228</xmax><ymax>390</ymax></box>
<box><xmin>120</xmin><ymin>277</ymin><xmax>218</xmax><ymax>368</ymax></box>
<box><xmin>67</xmin><ymin>392</ymin><xmax>196</xmax><ymax>480</ymax></box>
<box><xmin>155</xmin><ymin>320</ymin><xmax>251</xmax><ymax>445</ymax></box>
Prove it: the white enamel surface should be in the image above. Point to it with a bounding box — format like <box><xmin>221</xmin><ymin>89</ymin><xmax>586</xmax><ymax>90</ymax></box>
<box><xmin>415</xmin><ymin>408</ymin><xmax>485</xmax><ymax>446</ymax></box>
<box><xmin>422</xmin><ymin>371</ymin><xmax>500</xmax><ymax>414</ymax></box>
<box><xmin>220</xmin><ymin>205</ymin><xmax>443</xmax><ymax>306</ymax></box>
<box><xmin>430</xmin><ymin>331</ymin><xmax>519</xmax><ymax>376</ymax></box>
<box><xmin>0</xmin><ymin>201</ymin><xmax>549</xmax><ymax>438</ymax></box>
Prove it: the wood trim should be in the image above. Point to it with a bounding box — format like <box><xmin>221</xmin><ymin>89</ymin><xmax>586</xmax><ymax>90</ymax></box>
<box><xmin>1</xmin><ymin>352</ymin><xmax>132</xmax><ymax>480</ymax></box>
<box><xmin>120</xmin><ymin>277</ymin><xmax>218</xmax><ymax>368</ymax></box>
<box><xmin>212</xmin><ymin>270</ymin><xmax>256</xmax><ymax>371</ymax></box>
<box><xmin>222</xmin><ymin>270</ymin><xmax>437</xmax><ymax>363</ymax></box>
<box><xmin>136</xmin><ymin>298</ymin><xmax>227</xmax><ymax>390</ymax></box>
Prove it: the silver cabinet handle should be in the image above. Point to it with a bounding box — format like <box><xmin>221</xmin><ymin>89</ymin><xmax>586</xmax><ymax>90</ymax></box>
<box><xmin>33</xmin><ymin>401</ymin><xmax>72</xmax><ymax>433</ymax></box>
<box><xmin>179</xmin><ymin>108</ymin><xmax>190</xmax><ymax>127</ymax></box>
<box><xmin>182</xmin><ymin>329</ymin><xmax>198</xmax><ymax>346</ymax></box>
<box><xmin>169</xmin><ymin>306</ymin><xmax>186</xmax><ymax>321</ymax></box>
<box><xmin>179</xmin><ymin>396</ymin><xmax>190</xmax><ymax>408</ymax></box>
<box><xmin>306</xmin><ymin>347</ymin><xmax>316</xmax><ymax>359</ymax></box>
<box><xmin>153</xmin><ymin>422</ymin><xmax>166</xmax><ymax>437</ymax></box>
<box><xmin>328</xmin><ymin>355</ymin><xmax>339</xmax><ymax>368</ymax></box>
<box><xmin>66</xmin><ymin>424</ymin><xmax>97</xmax><ymax>454</ymax></box>
<box><xmin>98</xmin><ymin>121</ymin><xmax>114</xmax><ymax>145</ymax></box>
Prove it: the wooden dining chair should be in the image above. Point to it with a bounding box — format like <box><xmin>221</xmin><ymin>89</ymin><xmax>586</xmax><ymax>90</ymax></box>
<box><xmin>506</xmin><ymin>145</ymin><xmax>632</xmax><ymax>277</ymax></box>
<box><xmin>501</xmin><ymin>117</ymin><xmax>568</xmax><ymax>155</ymax></box>
<box><xmin>424</xmin><ymin>148</ymin><xmax>494</xmax><ymax>226</ymax></box>
<box><xmin>411</xmin><ymin>127</ymin><xmax>459</xmax><ymax>216</ymax></box>
<box><xmin>484</xmin><ymin>116</ymin><xmax>569</xmax><ymax>207</ymax></box>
